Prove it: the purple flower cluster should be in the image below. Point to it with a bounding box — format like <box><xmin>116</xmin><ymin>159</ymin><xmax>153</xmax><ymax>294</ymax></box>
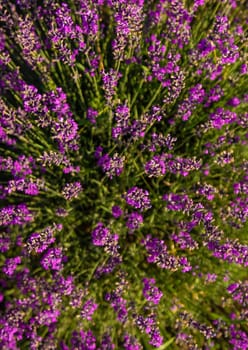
<box><xmin>176</xmin><ymin>84</ymin><xmax>205</xmax><ymax>121</ymax></box>
<box><xmin>0</xmin><ymin>178</ymin><xmax>45</xmax><ymax>198</ymax></box>
<box><xmin>62</xmin><ymin>181</ymin><xmax>83</xmax><ymax>201</ymax></box>
<box><xmin>86</xmin><ymin>108</ymin><xmax>98</xmax><ymax>124</ymax></box>
<box><xmin>81</xmin><ymin>298</ymin><xmax>98</xmax><ymax>321</ymax></box>
<box><xmin>208</xmin><ymin>239</ymin><xmax>248</xmax><ymax>267</ymax></box>
<box><xmin>134</xmin><ymin>313</ymin><xmax>163</xmax><ymax>347</ymax></box>
<box><xmin>70</xmin><ymin>330</ymin><xmax>96</xmax><ymax>350</ymax></box>
<box><xmin>210</xmin><ymin>107</ymin><xmax>237</xmax><ymax>129</ymax></box>
<box><xmin>0</xmin><ymin>204</ymin><xmax>33</xmax><ymax>226</ymax></box>
<box><xmin>2</xmin><ymin>256</ymin><xmax>22</xmax><ymax>277</ymax></box>
<box><xmin>91</xmin><ymin>222</ymin><xmax>111</xmax><ymax>246</ymax></box>
<box><xmin>95</xmin><ymin>147</ymin><xmax>125</xmax><ymax>178</ymax></box>
<box><xmin>40</xmin><ymin>247</ymin><xmax>66</xmax><ymax>271</ymax></box>
<box><xmin>142</xmin><ymin>278</ymin><xmax>163</xmax><ymax>304</ymax></box>
<box><xmin>141</xmin><ymin>235</ymin><xmax>192</xmax><ymax>272</ymax></box>
<box><xmin>112</xmin><ymin>104</ymin><xmax>130</xmax><ymax>139</ymax></box>
<box><xmin>112</xmin><ymin>205</ymin><xmax>123</xmax><ymax>218</ymax></box>
<box><xmin>227</xmin><ymin>281</ymin><xmax>248</xmax><ymax>307</ymax></box>
<box><xmin>25</xmin><ymin>223</ymin><xmax>62</xmax><ymax>254</ymax></box>
<box><xmin>123</xmin><ymin>333</ymin><xmax>141</xmax><ymax>350</ymax></box>
<box><xmin>38</xmin><ymin>151</ymin><xmax>80</xmax><ymax>174</ymax></box>
<box><xmin>112</xmin><ymin>105</ymin><xmax>163</xmax><ymax>141</ymax></box>
<box><xmin>142</xmin><ymin>133</ymin><xmax>177</xmax><ymax>152</ymax></box>
<box><xmin>102</xmin><ymin>69</ymin><xmax>122</xmax><ymax>105</ymax></box>
<box><xmin>196</xmin><ymin>183</ymin><xmax>217</xmax><ymax>201</ymax></box>
<box><xmin>229</xmin><ymin>325</ymin><xmax>248</xmax><ymax>350</ymax></box>
<box><xmin>176</xmin><ymin>311</ymin><xmax>216</xmax><ymax>344</ymax></box>
<box><xmin>105</xmin><ymin>272</ymin><xmax>129</xmax><ymax>323</ymax></box>
<box><xmin>112</xmin><ymin>0</ymin><xmax>144</xmax><ymax>61</ymax></box>
<box><xmin>0</xmin><ymin>155</ymin><xmax>34</xmax><ymax>176</ymax></box>
<box><xmin>145</xmin><ymin>154</ymin><xmax>202</xmax><ymax>177</ymax></box>
<box><xmin>163</xmin><ymin>193</ymin><xmax>193</xmax><ymax>213</ymax></box>
<box><xmin>124</xmin><ymin>187</ymin><xmax>151</xmax><ymax>211</ymax></box>
<box><xmin>144</xmin><ymin>155</ymin><xmax>167</xmax><ymax>177</ymax></box>
<box><xmin>171</xmin><ymin>231</ymin><xmax>199</xmax><ymax>250</ymax></box>
<box><xmin>126</xmin><ymin>212</ymin><xmax>143</xmax><ymax>233</ymax></box>
<box><xmin>92</xmin><ymin>223</ymin><xmax>122</xmax><ymax>277</ymax></box>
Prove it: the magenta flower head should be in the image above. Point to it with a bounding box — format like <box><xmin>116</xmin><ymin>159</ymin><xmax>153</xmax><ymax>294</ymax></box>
<box><xmin>81</xmin><ymin>298</ymin><xmax>98</xmax><ymax>321</ymax></box>
<box><xmin>227</xmin><ymin>97</ymin><xmax>240</xmax><ymax>107</ymax></box>
<box><xmin>112</xmin><ymin>205</ymin><xmax>123</xmax><ymax>218</ymax></box>
<box><xmin>124</xmin><ymin>186</ymin><xmax>151</xmax><ymax>211</ymax></box>
<box><xmin>91</xmin><ymin>222</ymin><xmax>110</xmax><ymax>246</ymax></box>
<box><xmin>126</xmin><ymin>212</ymin><xmax>143</xmax><ymax>232</ymax></box>
<box><xmin>142</xmin><ymin>278</ymin><xmax>163</xmax><ymax>304</ymax></box>
<box><xmin>87</xmin><ymin>108</ymin><xmax>98</xmax><ymax>124</ymax></box>
<box><xmin>2</xmin><ymin>256</ymin><xmax>22</xmax><ymax>276</ymax></box>
<box><xmin>40</xmin><ymin>247</ymin><xmax>65</xmax><ymax>271</ymax></box>
<box><xmin>62</xmin><ymin>181</ymin><xmax>82</xmax><ymax>201</ymax></box>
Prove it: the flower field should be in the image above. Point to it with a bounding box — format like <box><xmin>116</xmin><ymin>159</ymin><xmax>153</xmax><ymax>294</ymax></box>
<box><xmin>0</xmin><ymin>0</ymin><xmax>248</xmax><ymax>349</ymax></box>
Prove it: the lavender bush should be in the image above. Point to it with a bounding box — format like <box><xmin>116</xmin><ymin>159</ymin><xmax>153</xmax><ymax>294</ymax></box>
<box><xmin>0</xmin><ymin>0</ymin><xmax>248</xmax><ymax>349</ymax></box>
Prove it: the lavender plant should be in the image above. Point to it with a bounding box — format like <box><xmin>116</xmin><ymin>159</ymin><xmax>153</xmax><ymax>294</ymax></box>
<box><xmin>0</xmin><ymin>0</ymin><xmax>248</xmax><ymax>349</ymax></box>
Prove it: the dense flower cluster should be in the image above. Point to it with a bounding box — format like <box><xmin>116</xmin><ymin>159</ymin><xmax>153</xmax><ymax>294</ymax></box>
<box><xmin>0</xmin><ymin>0</ymin><xmax>248</xmax><ymax>349</ymax></box>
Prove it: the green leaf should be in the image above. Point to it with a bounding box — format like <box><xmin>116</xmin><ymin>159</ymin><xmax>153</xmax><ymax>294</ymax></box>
<box><xmin>157</xmin><ymin>337</ymin><xmax>175</xmax><ymax>350</ymax></box>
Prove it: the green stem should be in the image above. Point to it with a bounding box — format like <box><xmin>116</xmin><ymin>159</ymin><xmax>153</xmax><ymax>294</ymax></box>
<box><xmin>108</xmin><ymin>109</ymin><xmax>113</xmax><ymax>147</ymax></box>
<box><xmin>131</xmin><ymin>79</ymin><xmax>145</xmax><ymax>107</ymax></box>
<box><xmin>71</xmin><ymin>66</ymin><xmax>86</xmax><ymax>107</ymax></box>
<box><xmin>143</xmin><ymin>83</ymin><xmax>163</xmax><ymax>114</ymax></box>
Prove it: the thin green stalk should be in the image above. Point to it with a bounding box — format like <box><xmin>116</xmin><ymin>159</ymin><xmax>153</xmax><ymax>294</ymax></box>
<box><xmin>71</xmin><ymin>66</ymin><xmax>86</xmax><ymax>107</ymax></box>
<box><xmin>143</xmin><ymin>83</ymin><xmax>163</xmax><ymax>114</ymax></box>
<box><xmin>131</xmin><ymin>78</ymin><xmax>145</xmax><ymax>107</ymax></box>
<box><xmin>108</xmin><ymin>109</ymin><xmax>113</xmax><ymax>147</ymax></box>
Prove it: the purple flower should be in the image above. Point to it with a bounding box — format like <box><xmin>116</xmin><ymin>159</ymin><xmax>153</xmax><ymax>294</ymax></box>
<box><xmin>210</xmin><ymin>107</ymin><xmax>237</xmax><ymax>129</ymax></box>
<box><xmin>40</xmin><ymin>247</ymin><xmax>65</xmax><ymax>271</ymax></box>
<box><xmin>163</xmin><ymin>193</ymin><xmax>193</xmax><ymax>212</ymax></box>
<box><xmin>149</xmin><ymin>328</ymin><xmax>164</xmax><ymax>347</ymax></box>
<box><xmin>37</xmin><ymin>308</ymin><xmax>60</xmax><ymax>326</ymax></box>
<box><xmin>142</xmin><ymin>278</ymin><xmax>163</xmax><ymax>304</ymax></box>
<box><xmin>227</xmin><ymin>282</ymin><xmax>248</xmax><ymax>307</ymax></box>
<box><xmin>227</xmin><ymin>97</ymin><xmax>240</xmax><ymax>107</ymax></box>
<box><xmin>124</xmin><ymin>187</ymin><xmax>151</xmax><ymax>211</ymax></box>
<box><xmin>0</xmin><ymin>232</ymin><xmax>11</xmax><ymax>252</ymax></box>
<box><xmin>92</xmin><ymin>222</ymin><xmax>110</xmax><ymax>246</ymax></box>
<box><xmin>106</xmin><ymin>292</ymin><xmax>128</xmax><ymax>323</ymax></box>
<box><xmin>112</xmin><ymin>205</ymin><xmax>123</xmax><ymax>218</ymax></box>
<box><xmin>205</xmin><ymin>85</ymin><xmax>224</xmax><ymax>107</ymax></box>
<box><xmin>240</xmin><ymin>63</ymin><xmax>247</xmax><ymax>74</ymax></box>
<box><xmin>123</xmin><ymin>334</ymin><xmax>141</xmax><ymax>350</ymax></box>
<box><xmin>197</xmin><ymin>183</ymin><xmax>217</xmax><ymax>200</ymax></box>
<box><xmin>81</xmin><ymin>299</ymin><xmax>98</xmax><ymax>321</ymax></box>
<box><xmin>144</xmin><ymin>155</ymin><xmax>166</xmax><ymax>177</ymax></box>
<box><xmin>141</xmin><ymin>235</ymin><xmax>191</xmax><ymax>272</ymax></box>
<box><xmin>229</xmin><ymin>325</ymin><xmax>248</xmax><ymax>350</ymax></box>
<box><xmin>126</xmin><ymin>212</ymin><xmax>143</xmax><ymax>232</ymax></box>
<box><xmin>71</xmin><ymin>330</ymin><xmax>96</xmax><ymax>350</ymax></box>
<box><xmin>2</xmin><ymin>256</ymin><xmax>21</xmax><ymax>276</ymax></box>
<box><xmin>171</xmin><ymin>231</ymin><xmax>198</xmax><ymax>250</ymax></box>
<box><xmin>100</xmin><ymin>333</ymin><xmax>115</xmax><ymax>350</ymax></box>
<box><xmin>0</xmin><ymin>204</ymin><xmax>33</xmax><ymax>226</ymax></box>
<box><xmin>26</xmin><ymin>223</ymin><xmax>62</xmax><ymax>254</ymax></box>
<box><xmin>87</xmin><ymin>108</ymin><xmax>98</xmax><ymax>124</ymax></box>
<box><xmin>97</xmin><ymin>152</ymin><xmax>125</xmax><ymax>179</ymax></box>
<box><xmin>62</xmin><ymin>181</ymin><xmax>82</xmax><ymax>201</ymax></box>
<box><xmin>102</xmin><ymin>69</ymin><xmax>122</xmax><ymax>105</ymax></box>
<box><xmin>112</xmin><ymin>104</ymin><xmax>130</xmax><ymax>139</ymax></box>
